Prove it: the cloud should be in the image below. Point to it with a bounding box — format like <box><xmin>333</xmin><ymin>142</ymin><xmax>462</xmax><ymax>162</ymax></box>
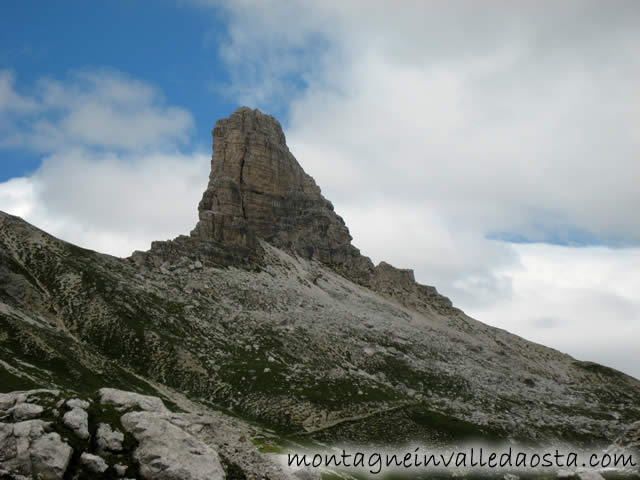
<box><xmin>0</xmin><ymin>71</ymin><xmax>38</xmax><ymax>114</ymax></box>
<box><xmin>0</xmin><ymin>150</ymin><xmax>209</xmax><ymax>256</ymax></box>
<box><xmin>0</xmin><ymin>69</ymin><xmax>208</xmax><ymax>257</ymax></box>
<box><xmin>190</xmin><ymin>0</ymin><xmax>640</xmax><ymax>377</ymax></box>
<box><xmin>0</xmin><ymin>69</ymin><xmax>193</xmax><ymax>151</ymax></box>
<box><xmin>202</xmin><ymin>0</ymin><xmax>640</xmax><ymax>242</ymax></box>
<box><xmin>0</xmin><ymin>176</ymin><xmax>34</xmax><ymax>218</ymax></box>
<box><xmin>468</xmin><ymin>244</ymin><xmax>640</xmax><ymax>379</ymax></box>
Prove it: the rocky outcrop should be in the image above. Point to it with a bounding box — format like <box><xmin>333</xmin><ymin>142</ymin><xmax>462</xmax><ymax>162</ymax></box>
<box><xmin>63</xmin><ymin>406</ymin><xmax>89</xmax><ymax>440</ymax></box>
<box><xmin>191</xmin><ymin>107</ymin><xmax>372</xmax><ymax>280</ymax></box>
<box><xmin>0</xmin><ymin>420</ymin><xmax>72</xmax><ymax>480</ymax></box>
<box><xmin>98</xmin><ymin>388</ymin><xmax>169</xmax><ymax>413</ymax></box>
<box><xmin>121</xmin><ymin>411</ymin><xmax>226</xmax><ymax>480</ymax></box>
<box><xmin>140</xmin><ymin>107</ymin><xmax>453</xmax><ymax>312</ymax></box>
<box><xmin>0</xmin><ymin>391</ymin><xmax>75</xmax><ymax>480</ymax></box>
<box><xmin>0</xmin><ymin>388</ymin><xmax>297</xmax><ymax>479</ymax></box>
<box><xmin>96</xmin><ymin>422</ymin><xmax>124</xmax><ymax>453</ymax></box>
<box><xmin>371</xmin><ymin>261</ymin><xmax>456</xmax><ymax>314</ymax></box>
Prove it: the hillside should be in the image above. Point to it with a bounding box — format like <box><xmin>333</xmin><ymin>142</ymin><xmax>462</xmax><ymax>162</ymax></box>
<box><xmin>1</xmin><ymin>107</ymin><xmax>639</xmax><ymax>479</ymax></box>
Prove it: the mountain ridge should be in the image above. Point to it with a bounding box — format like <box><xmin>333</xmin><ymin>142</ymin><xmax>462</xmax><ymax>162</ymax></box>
<box><xmin>1</xmin><ymin>107</ymin><xmax>639</xmax><ymax>479</ymax></box>
<box><xmin>133</xmin><ymin>106</ymin><xmax>457</xmax><ymax>316</ymax></box>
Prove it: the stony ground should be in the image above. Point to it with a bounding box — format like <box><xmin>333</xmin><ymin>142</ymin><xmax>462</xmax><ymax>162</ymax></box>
<box><xmin>0</xmin><ymin>387</ymin><xmax>315</xmax><ymax>479</ymax></box>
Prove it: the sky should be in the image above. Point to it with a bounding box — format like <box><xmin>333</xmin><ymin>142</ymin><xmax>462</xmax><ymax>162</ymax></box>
<box><xmin>1</xmin><ymin>1</ymin><xmax>639</xmax><ymax>379</ymax></box>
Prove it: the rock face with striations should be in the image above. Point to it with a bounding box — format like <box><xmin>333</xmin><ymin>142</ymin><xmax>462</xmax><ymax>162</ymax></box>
<box><xmin>191</xmin><ymin>107</ymin><xmax>373</xmax><ymax>282</ymax></box>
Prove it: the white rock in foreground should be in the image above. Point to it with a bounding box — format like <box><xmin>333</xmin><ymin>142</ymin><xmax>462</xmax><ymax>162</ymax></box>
<box><xmin>121</xmin><ymin>411</ymin><xmax>225</xmax><ymax>480</ymax></box>
<box><xmin>66</xmin><ymin>398</ymin><xmax>90</xmax><ymax>410</ymax></box>
<box><xmin>29</xmin><ymin>432</ymin><xmax>73</xmax><ymax>480</ymax></box>
<box><xmin>1</xmin><ymin>420</ymin><xmax>72</xmax><ymax>480</ymax></box>
<box><xmin>9</xmin><ymin>403</ymin><xmax>43</xmax><ymax>421</ymax></box>
<box><xmin>80</xmin><ymin>452</ymin><xmax>109</xmax><ymax>473</ymax></box>
<box><xmin>0</xmin><ymin>390</ymin><xmax>59</xmax><ymax>411</ymax></box>
<box><xmin>63</xmin><ymin>407</ymin><xmax>89</xmax><ymax>440</ymax></box>
<box><xmin>99</xmin><ymin>388</ymin><xmax>168</xmax><ymax>413</ymax></box>
<box><xmin>97</xmin><ymin>422</ymin><xmax>125</xmax><ymax>452</ymax></box>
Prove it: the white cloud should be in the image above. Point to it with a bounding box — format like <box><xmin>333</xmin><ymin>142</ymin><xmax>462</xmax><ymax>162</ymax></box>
<box><xmin>205</xmin><ymin>0</ymin><xmax>640</xmax><ymax>241</ymax></box>
<box><xmin>468</xmin><ymin>244</ymin><xmax>640</xmax><ymax>379</ymax></box>
<box><xmin>0</xmin><ymin>69</ymin><xmax>193</xmax><ymax>151</ymax></box>
<box><xmin>0</xmin><ymin>69</ymin><xmax>208</xmax><ymax>257</ymax></box>
<box><xmin>0</xmin><ymin>151</ymin><xmax>209</xmax><ymax>259</ymax></box>
<box><xmin>0</xmin><ymin>177</ymin><xmax>34</xmax><ymax>218</ymax></box>
<box><xmin>192</xmin><ymin>0</ymin><xmax>640</xmax><ymax>378</ymax></box>
<box><xmin>24</xmin><ymin>150</ymin><xmax>209</xmax><ymax>256</ymax></box>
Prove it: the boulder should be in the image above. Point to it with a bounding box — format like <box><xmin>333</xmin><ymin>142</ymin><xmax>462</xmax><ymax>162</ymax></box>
<box><xmin>121</xmin><ymin>411</ymin><xmax>225</xmax><ymax>480</ymax></box>
<box><xmin>63</xmin><ymin>407</ymin><xmax>89</xmax><ymax>440</ymax></box>
<box><xmin>191</xmin><ymin>107</ymin><xmax>373</xmax><ymax>281</ymax></box>
<box><xmin>8</xmin><ymin>403</ymin><xmax>43</xmax><ymax>421</ymax></box>
<box><xmin>29</xmin><ymin>432</ymin><xmax>73</xmax><ymax>480</ymax></box>
<box><xmin>97</xmin><ymin>422</ymin><xmax>125</xmax><ymax>452</ymax></box>
<box><xmin>99</xmin><ymin>388</ymin><xmax>168</xmax><ymax>413</ymax></box>
<box><xmin>66</xmin><ymin>398</ymin><xmax>90</xmax><ymax>410</ymax></box>
<box><xmin>80</xmin><ymin>452</ymin><xmax>109</xmax><ymax>473</ymax></box>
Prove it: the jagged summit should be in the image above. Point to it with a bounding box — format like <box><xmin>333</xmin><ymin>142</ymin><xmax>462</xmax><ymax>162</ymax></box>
<box><xmin>135</xmin><ymin>107</ymin><xmax>454</xmax><ymax>311</ymax></box>
<box><xmin>191</xmin><ymin>107</ymin><xmax>372</xmax><ymax>279</ymax></box>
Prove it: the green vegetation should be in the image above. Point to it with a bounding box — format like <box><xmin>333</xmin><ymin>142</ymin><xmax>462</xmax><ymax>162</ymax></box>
<box><xmin>574</xmin><ymin>361</ymin><xmax>627</xmax><ymax>379</ymax></box>
<box><xmin>0</xmin><ymin>365</ymin><xmax>39</xmax><ymax>391</ymax></box>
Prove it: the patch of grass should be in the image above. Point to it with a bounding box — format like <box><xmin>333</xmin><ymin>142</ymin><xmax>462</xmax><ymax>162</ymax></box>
<box><xmin>251</xmin><ymin>437</ymin><xmax>286</xmax><ymax>454</ymax></box>
<box><xmin>407</xmin><ymin>407</ymin><xmax>503</xmax><ymax>442</ymax></box>
<box><xmin>0</xmin><ymin>363</ymin><xmax>39</xmax><ymax>392</ymax></box>
<box><xmin>299</xmin><ymin>378</ymin><xmax>399</xmax><ymax>408</ymax></box>
<box><xmin>574</xmin><ymin>361</ymin><xmax>627</xmax><ymax>379</ymax></box>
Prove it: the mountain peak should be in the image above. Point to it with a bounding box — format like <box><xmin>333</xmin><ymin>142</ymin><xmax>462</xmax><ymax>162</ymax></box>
<box><xmin>191</xmin><ymin>106</ymin><xmax>372</xmax><ymax>277</ymax></box>
<box><xmin>136</xmin><ymin>108</ymin><xmax>454</xmax><ymax>312</ymax></box>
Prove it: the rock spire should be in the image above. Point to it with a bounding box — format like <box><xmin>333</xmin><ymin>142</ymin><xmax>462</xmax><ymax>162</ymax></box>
<box><xmin>137</xmin><ymin>106</ymin><xmax>453</xmax><ymax>312</ymax></box>
<box><xmin>191</xmin><ymin>107</ymin><xmax>372</xmax><ymax>279</ymax></box>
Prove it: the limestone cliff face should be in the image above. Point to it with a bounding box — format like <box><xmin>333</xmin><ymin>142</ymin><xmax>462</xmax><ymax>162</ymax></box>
<box><xmin>191</xmin><ymin>107</ymin><xmax>372</xmax><ymax>281</ymax></box>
